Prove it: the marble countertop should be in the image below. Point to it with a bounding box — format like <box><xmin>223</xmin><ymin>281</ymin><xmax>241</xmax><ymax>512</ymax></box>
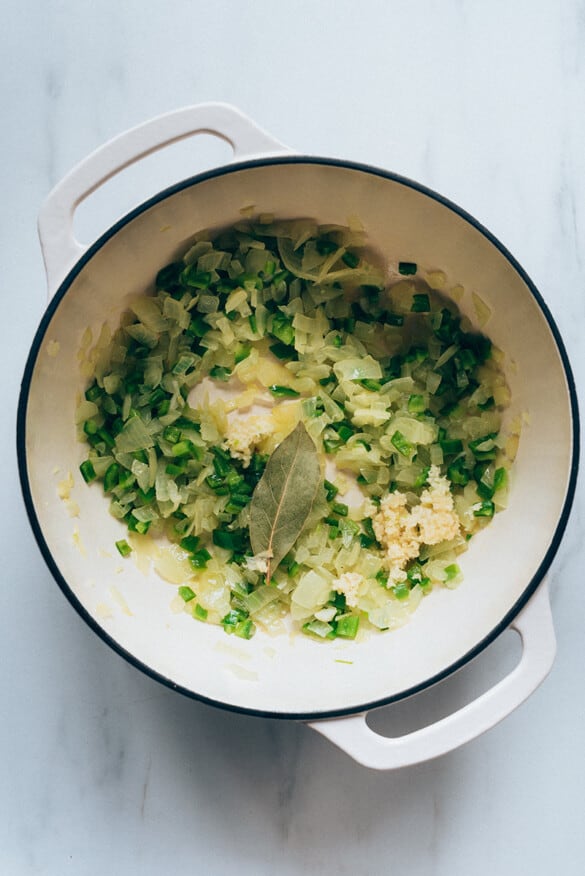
<box><xmin>2</xmin><ymin>2</ymin><xmax>584</xmax><ymax>874</ymax></box>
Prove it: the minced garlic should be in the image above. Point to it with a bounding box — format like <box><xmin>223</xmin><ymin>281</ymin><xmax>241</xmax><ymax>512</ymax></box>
<box><xmin>332</xmin><ymin>571</ymin><xmax>364</xmax><ymax>608</ymax></box>
<box><xmin>223</xmin><ymin>414</ymin><xmax>274</xmax><ymax>467</ymax></box>
<box><xmin>368</xmin><ymin>465</ymin><xmax>460</xmax><ymax>582</ymax></box>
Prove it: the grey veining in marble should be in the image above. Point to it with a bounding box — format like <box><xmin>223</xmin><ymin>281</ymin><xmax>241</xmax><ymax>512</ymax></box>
<box><xmin>1</xmin><ymin>1</ymin><xmax>584</xmax><ymax>874</ymax></box>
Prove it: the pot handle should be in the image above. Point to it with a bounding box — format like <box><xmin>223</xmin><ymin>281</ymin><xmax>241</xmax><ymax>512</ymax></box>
<box><xmin>309</xmin><ymin>579</ymin><xmax>556</xmax><ymax>769</ymax></box>
<box><xmin>38</xmin><ymin>102</ymin><xmax>292</xmax><ymax>296</ymax></box>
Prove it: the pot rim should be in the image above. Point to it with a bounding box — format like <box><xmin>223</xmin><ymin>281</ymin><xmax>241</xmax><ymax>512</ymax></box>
<box><xmin>17</xmin><ymin>155</ymin><xmax>581</xmax><ymax>720</ymax></box>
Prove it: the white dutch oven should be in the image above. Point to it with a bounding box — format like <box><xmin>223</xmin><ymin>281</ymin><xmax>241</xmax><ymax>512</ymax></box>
<box><xmin>18</xmin><ymin>104</ymin><xmax>579</xmax><ymax>769</ymax></box>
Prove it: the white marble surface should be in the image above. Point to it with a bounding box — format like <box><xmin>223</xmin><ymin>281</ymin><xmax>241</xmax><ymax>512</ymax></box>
<box><xmin>2</xmin><ymin>1</ymin><xmax>584</xmax><ymax>873</ymax></box>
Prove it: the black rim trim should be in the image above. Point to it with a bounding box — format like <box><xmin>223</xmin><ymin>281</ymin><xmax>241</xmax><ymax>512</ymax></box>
<box><xmin>17</xmin><ymin>155</ymin><xmax>581</xmax><ymax>721</ymax></box>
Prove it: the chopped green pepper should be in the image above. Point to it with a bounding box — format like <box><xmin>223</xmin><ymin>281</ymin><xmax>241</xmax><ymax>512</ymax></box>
<box><xmin>79</xmin><ymin>460</ymin><xmax>97</xmax><ymax>484</ymax></box>
<box><xmin>398</xmin><ymin>261</ymin><xmax>417</xmax><ymax>275</ymax></box>
<box><xmin>115</xmin><ymin>539</ymin><xmax>132</xmax><ymax>558</ymax></box>
<box><xmin>391</xmin><ymin>430</ymin><xmax>415</xmax><ymax>458</ymax></box>
<box><xmin>411</xmin><ymin>293</ymin><xmax>431</xmax><ymax>312</ymax></box>
<box><xmin>335</xmin><ymin>614</ymin><xmax>360</xmax><ymax>639</ymax></box>
<box><xmin>269</xmin><ymin>385</ymin><xmax>300</xmax><ymax>398</ymax></box>
<box><xmin>178</xmin><ymin>585</ymin><xmax>196</xmax><ymax>602</ymax></box>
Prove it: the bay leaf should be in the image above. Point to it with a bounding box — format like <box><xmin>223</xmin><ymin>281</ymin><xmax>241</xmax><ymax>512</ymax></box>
<box><xmin>249</xmin><ymin>421</ymin><xmax>320</xmax><ymax>583</ymax></box>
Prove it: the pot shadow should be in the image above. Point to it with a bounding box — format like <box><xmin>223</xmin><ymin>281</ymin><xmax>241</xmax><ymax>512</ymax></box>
<box><xmin>366</xmin><ymin>625</ymin><xmax>521</xmax><ymax>738</ymax></box>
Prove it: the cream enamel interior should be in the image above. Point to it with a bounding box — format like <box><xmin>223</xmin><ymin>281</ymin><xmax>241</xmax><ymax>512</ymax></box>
<box><xmin>23</xmin><ymin>161</ymin><xmax>575</xmax><ymax>716</ymax></box>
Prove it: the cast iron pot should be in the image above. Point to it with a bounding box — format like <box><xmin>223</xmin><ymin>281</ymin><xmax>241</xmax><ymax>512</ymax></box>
<box><xmin>17</xmin><ymin>104</ymin><xmax>579</xmax><ymax>769</ymax></box>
